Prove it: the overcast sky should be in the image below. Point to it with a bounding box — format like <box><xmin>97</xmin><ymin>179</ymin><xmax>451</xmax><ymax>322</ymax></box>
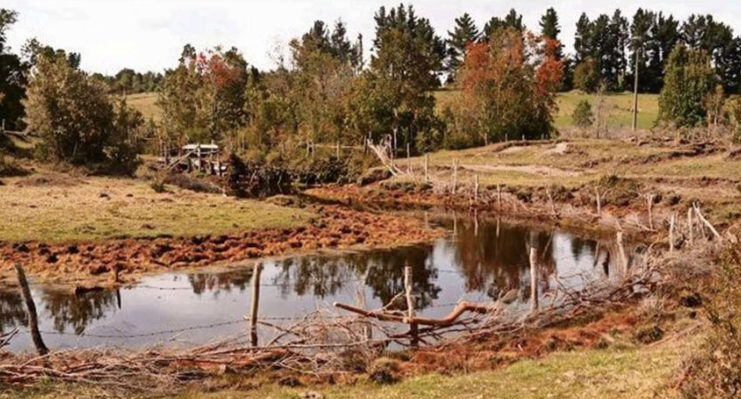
<box><xmin>4</xmin><ymin>0</ymin><xmax>741</xmax><ymax>74</ymax></box>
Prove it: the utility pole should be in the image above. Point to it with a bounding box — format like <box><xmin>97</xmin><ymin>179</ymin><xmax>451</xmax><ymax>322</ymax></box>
<box><xmin>632</xmin><ymin>48</ymin><xmax>639</xmax><ymax>132</ymax></box>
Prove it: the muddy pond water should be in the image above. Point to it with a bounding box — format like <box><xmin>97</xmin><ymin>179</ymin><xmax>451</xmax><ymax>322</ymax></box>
<box><xmin>1</xmin><ymin>215</ymin><xmax>634</xmax><ymax>352</ymax></box>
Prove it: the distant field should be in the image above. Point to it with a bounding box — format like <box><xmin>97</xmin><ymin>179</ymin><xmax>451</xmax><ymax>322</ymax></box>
<box><xmin>125</xmin><ymin>92</ymin><xmax>161</xmax><ymax>122</ymax></box>
<box><xmin>130</xmin><ymin>90</ymin><xmax>658</xmax><ymax>131</ymax></box>
<box><xmin>434</xmin><ymin>90</ymin><xmax>659</xmax><ymax>131</ymax></box>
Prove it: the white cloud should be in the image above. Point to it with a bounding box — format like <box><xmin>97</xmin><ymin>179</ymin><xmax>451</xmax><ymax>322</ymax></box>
<box><xmin>5</xmin><ymin>0</ymin><xmax>741</xmax><ymax>74</ymax></box>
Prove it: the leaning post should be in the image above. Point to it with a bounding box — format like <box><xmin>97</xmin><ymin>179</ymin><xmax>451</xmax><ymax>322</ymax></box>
<box><xmin>15</xmin><ymin>264</ymin><xmax>48</xmax><ymax>355</ymax></box>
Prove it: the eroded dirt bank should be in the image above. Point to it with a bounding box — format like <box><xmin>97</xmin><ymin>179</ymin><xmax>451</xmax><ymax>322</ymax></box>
<box><xmin>0</xmin><ymin>205</ymin><xmax>444</xmax><ymax>283</ymax></box>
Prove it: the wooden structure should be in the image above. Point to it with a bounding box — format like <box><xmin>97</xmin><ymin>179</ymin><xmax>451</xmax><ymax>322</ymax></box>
<box><xmin>159</xmin><ymin>143</ymin><xmax>226</xmax><ymax>176</ymax></box>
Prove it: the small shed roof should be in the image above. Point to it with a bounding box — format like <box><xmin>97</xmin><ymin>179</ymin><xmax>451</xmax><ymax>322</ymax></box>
<box><xmin>182</xmin><ymin>144</ymin><xmax>219</xmax><ymax>151</ymax></box>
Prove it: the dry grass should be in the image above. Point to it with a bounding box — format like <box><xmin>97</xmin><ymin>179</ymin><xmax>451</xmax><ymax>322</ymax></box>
<box><xmin>397</xmin><ymin>139</ymin><xmax>741</xmax><ymax>221</ymax></box>
<box><xmin>0</xmin><ymin>173</ymin><xmax>313</xmax><ymax>243</ymax></box>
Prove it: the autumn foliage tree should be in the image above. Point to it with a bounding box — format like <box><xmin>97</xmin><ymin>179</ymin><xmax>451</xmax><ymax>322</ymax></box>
<box><xmin>446</xmin><ymin>28</ymin><xmax>562</xmax><ymax>147</ymax></box>
<box><xmin>158</xmin><ymin>45</ymin><xmax>248</xmax><ymax>145</ymax></box>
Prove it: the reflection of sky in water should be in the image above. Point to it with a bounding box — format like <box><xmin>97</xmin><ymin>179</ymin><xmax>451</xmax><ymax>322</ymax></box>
<box><xmin>1</xmin><ymin>217</ymin><xmax>630</xmax><ymax>352</ymax></box>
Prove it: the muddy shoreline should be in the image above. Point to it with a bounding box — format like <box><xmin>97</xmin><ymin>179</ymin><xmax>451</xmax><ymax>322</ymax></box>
<box><xmin>0</xmin><ymin>204</ymin><xmax>445</xmax><ymax>284</ymax></box>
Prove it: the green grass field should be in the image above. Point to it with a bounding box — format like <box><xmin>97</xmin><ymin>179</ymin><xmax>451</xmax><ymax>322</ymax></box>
<box><xmin>125</xmin><ymin>92</ymin><xmax>161</xmax><ymax>122</ymax></box>
<box><xmin>129</xmin><ymin>90</ymin><xmax>659</xmax><ymax>132</ymax></box>
<box><xmin>434</xmin><ymin>90</ymin><xmax>659</xmax><ymax>131</ymax></box>
<box><xmin>0</xmin><ymin>173</ymin><xmax>313</xmax><ymax>242</ymax></box>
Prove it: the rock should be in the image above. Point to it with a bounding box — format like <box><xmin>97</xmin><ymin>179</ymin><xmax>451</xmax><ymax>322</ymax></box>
<box><xmin>357</xmin><ymin>167</ymin><xmax>392</xmax><ymax>186</ymax></box>
<box><xmin>300</xmin><ymin>392</ymin><xmax>323</xmax><ymax>399</ymax></box>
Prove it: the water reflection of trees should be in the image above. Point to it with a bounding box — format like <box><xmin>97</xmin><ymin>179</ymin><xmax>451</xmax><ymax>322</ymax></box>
<box><xmin>0</xmin><ymin>288</ymin><xmax>27</xmax><ymax>333</ymax></box>
<box><xmin>0</xmin><ymin>287</ymin><xmax>119</xmax><ymax>335</ymax></box>
<box><xmin>272</xmin><ymin>248</ymin><xmax>442</xmax><ymax>310</ymax></box>
<box><xmin>188</xmin><ymin>270</ymin><xmax>252</xmax><ymax>296</ymax></box>
<box><xmin>41</xmin><ymin>289</ymin><xmax>118</xmax><ymax>334</ymax></box>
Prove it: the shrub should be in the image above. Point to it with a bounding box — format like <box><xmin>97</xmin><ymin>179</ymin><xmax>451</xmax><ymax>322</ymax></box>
<box><xmin>24</xmin><ymin>52</ymin><xmax>143</xmax><ymax>175</ymax></box>
<box><xmin>572</xmin><ymin>100</ymin><xmax>594</xmax><ymax>130</ymax></box>
<box><xmin>150</xmin><ymin>179</ymin><xmax>166</xmax><ymax>193</ymax></box>
<box><xmin>680</xmin><ymin>238</ymin><xmax>741</xmax><ymax>399</ymax></box>
<box><xmin>573</xmin><ymin>58</ymin><xmax>600</xmax><ymax>93</ymax></box>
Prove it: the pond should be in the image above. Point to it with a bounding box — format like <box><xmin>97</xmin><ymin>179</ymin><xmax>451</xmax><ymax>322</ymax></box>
<box><xmin>0</xmin><ymin>215</ymin><xmax>633</xmax><ymax>352</ymax></box>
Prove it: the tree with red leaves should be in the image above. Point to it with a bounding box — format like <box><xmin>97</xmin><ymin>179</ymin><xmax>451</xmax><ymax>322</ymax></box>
<box><xmin>446</xmin><ymin>27</ymin><xmax>562</xmax><ymax>147</ymax></box>
<box><xmin>158</xmin><ymin>45</ymin><xmax>248</xmax><ymax>145</ymax></box>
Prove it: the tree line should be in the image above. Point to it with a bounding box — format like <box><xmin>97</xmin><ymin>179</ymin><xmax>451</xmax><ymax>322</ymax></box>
<box><xmin>2</xmin><ymin>5</ymin><xmax>740</xmax><ymax>176</ymax></box>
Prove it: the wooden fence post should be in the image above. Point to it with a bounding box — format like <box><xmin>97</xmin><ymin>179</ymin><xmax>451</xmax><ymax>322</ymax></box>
<box><xmin>669</xmin><ymin>213</ymin><xmax>675</xmax><ymax>253</ymax></box>
<box><xmin>15</xmin><ymin>264</ymin><xmax>48</xmax><ymax>355</ymax></box>
<box><xmin>687</xmin><ymin>207</ymin><xmax>694</xmax><ymax>245</ymax></box>
<box><xmin>424</xmin><ymin>154</ymin><xmax>429</xmax><ymax>182</ymax></box>
<box><xmin>249</xmin><ymin>263</ymin><xmax>262</xmax><ymax>347</ymax></box>
<box><xmin>529</xmin><ymin>247</ymin><xmax>539</xmax><ymax>313</ymax></box>
<box><xmin>595</xmin><ymin>187</ymin><xmax>602</xmax><ymax>217</ymax></box>
<box><xmin>474</xmin><ymin>174</ymin><xmax>479</xmax><ymax>203</ymax></box>
<box><xmin>616</xmin><ymin>231</ymin><xmax>628</xmax><ymax>274</ymax></box>
<box><xmin>497</xmin><ymin>184</ymin><xmax>502</xmax><ymax>211</ymax></box>
<box><xmin>404</xmin><ymin>266</ymin><xmax>418</xmax><ymax>347</ymax></box>
<box><xmin>452</xmin><ymin>159</ymin><xmax>459</xmax><ymax>195</ymax></box>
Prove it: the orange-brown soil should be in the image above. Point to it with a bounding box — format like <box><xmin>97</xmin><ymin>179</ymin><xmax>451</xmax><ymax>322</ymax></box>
<box><xmin>0</xmin><ymin>205</ymin><xmax>444</xmax><ymax>283</ymax></box>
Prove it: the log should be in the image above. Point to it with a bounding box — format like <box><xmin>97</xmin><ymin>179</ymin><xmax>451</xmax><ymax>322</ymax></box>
<box><xmin>333</xmin><ymin>301</ymin><xmax>498</xmax><ymax>327</ymax></box>
<box><xmin>15</xmin><ymin>264</ymin><xmax>48</xmax><ymax>355</ymax></box>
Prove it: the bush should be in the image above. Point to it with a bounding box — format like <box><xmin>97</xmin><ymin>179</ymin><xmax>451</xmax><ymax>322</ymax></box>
<box><xmin>680</xmin><ymin>238</ymin><xmax>741</xmax><ymax>399</ymax></box>
<box><xmin>573</xmin><ymin>58</ymin><xmax>600</xmax><ymax>93</ymax></box>
<box><xmin>572</xmin><ymin>100</ymin><xmax>594</xmax><ymax>130</ymax></box>
<box><xmin>228</xmin><ymin>153</ymin><xmax>292</xmax><ymax>198</ymax></box>
<box><xmin>24</xmin><ymin>52</ymin><xmax>143</xmax><ymax>176</ymax></box>
<box><xmin>150</xmin><ymin>179</ymin><xmax>166</xmax><ymax>193</ymax></box>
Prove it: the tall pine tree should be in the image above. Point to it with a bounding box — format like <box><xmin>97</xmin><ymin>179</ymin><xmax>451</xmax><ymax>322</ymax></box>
<box><xmin>446</xmin><ymin>13</ymin><xmax>479</xmax><ymax>81</ymax></box>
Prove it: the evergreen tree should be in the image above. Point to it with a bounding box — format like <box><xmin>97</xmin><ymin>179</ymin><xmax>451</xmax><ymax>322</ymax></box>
<box><xmin>446</xmin><ymin>13</ymin><xmax>479</xmax><ymax>79</ymax></box>
<box><xmin>483</xmin><ymin>9</ymin><xmax>524</xmax><ymax>39</ymax></box>
<box><xmin>681</xmin><ymin>14</ymin><xmax>738</xmax><ymax>93</ymax></box>
<box><xmin>658</xmin><ymin>44</ymin><xmax>716</xmax><ymax>126</ymax></box>
<box><xmin>0</xmin><ymin>9</ymin><xmax>28</xmax><ymax>130</ymax></box>
<box><xmin>539</xmin><ymin>8</ymin><xmax>563</xmax><ymax>59</ymax></box>
<box><xmin>360</xmin><ymin>3</ymin><xmax>445</xmax><ymax>151</ymax></box>
<box><xmin>630</xmin><ymin>9</ymin><xmax>655</xmax><ymax>92</ymax></box>
<box><xmin>574</xmin><ymin>13</ymin><xmax>592</xmax><ymax>63</ymax></box>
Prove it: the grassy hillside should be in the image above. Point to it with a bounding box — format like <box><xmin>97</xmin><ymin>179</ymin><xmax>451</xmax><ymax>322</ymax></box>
<box><xmin>131</xmin><ymin>90</ymin><xmax>659</xmax><ymax>132</ymax></box>
<box><xmin>435</xmin><ymin>90</ymin><xmax>659</xmax><ymax>131</ymax></box>
<box><xmin>125</xmin><ymin>92</ymin><xmax>161</xmax><ymax>122</ymax></box>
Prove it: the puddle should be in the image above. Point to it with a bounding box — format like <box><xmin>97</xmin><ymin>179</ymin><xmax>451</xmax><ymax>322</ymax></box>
<box><xmin>0</xmin><ymin>216</ymin><xmax>633</xmax><ymax>352</ymax></box>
